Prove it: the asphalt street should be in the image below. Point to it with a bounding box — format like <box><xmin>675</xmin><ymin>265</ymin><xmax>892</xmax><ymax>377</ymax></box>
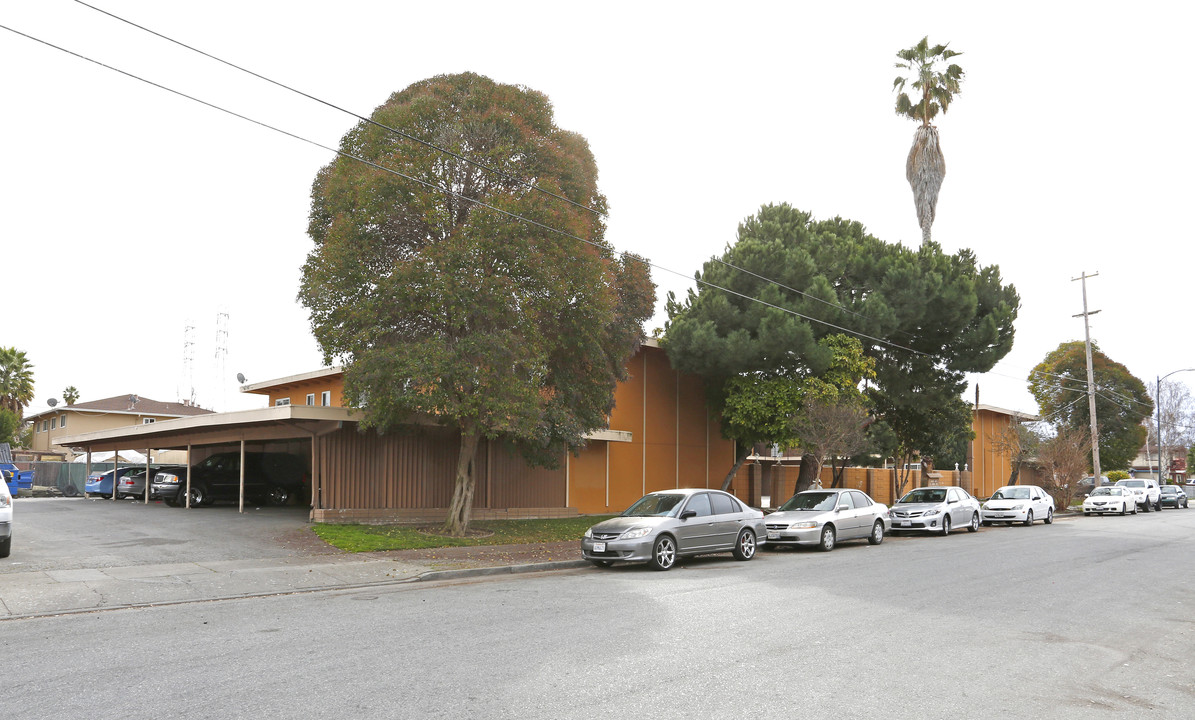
<box><xmin>3</xmin><ymin>503</ymin><xmax>1194</xmax><ymax>718</ymax></box>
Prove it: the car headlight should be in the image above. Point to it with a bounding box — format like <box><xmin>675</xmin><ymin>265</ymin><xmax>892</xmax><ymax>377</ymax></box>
<box><xmin>618</xmin><ymin>527</ymin><xmax>652</xmax><ymax>540</ymax></box>
<box><xmin>583</xmin><ymin>527</ymin><xmax>592</xmax><ymax>539</ymax></box>
<box><xmin>923</xmin><ymin>508</ymin><xmax>941</xmax><ymax>516</ymax></box>
<box><xmin>160</xmin><ymin>475</ymin><xmax>179</xmax><ymax>484</ymax></box>
<box><xmin>1011</xmin><ymin>503</ymin><xmax>1024</xmax><ymax>510</ymax></box>
<box><xmin>791</xmin><ymin>521</ymin><xmax>818</xmax><ymax>529</ymax></box>
<box><xmin>0</xmin><ymin>494</ymin><xmax>9</xmax><ymax>508</ymax></box>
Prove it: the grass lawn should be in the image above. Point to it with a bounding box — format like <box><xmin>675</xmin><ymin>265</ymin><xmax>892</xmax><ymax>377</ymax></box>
<box><xmin>313</xmin><ymin>515</ymin><xmax>617</xmax><ymax>553</ymax></box>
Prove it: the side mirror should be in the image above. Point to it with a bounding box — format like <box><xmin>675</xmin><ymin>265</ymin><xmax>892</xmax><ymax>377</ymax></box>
<box><xmin>837</xmin><ymin>503</ymin><xmax>850</xmax><ymax>512</ymax></box>
<box><xmin>680</xmin><ymin>510</ymin><xmax>696</xmax><ymax>520</ymax></box>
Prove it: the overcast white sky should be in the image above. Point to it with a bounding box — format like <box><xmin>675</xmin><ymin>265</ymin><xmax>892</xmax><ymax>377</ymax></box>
<box><xmin>4</xmin><ymin>1</ymin><xmax>1193</xmax><ymax>419</ymax></box>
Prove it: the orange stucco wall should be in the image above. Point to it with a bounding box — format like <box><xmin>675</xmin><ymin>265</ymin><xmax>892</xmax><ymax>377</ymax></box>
<box><xmin>263</xmin><ymin>375</ymin><xmax>345</xmax><ymax>408</ymax></box>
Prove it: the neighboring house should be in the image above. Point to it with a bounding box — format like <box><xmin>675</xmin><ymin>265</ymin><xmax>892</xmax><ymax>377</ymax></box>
<box><xmin>1128</xmin><ymin>444</ymin><xmax>1188</xmax><ymax>483</ymax></box>
<box><xmin>968</xmin><ymin>404</ymin><xmax>1042</xmax><ymax>499</ymax></box>
<box><xmin>26</xmin><ymin>395</ymin><xmax>213</xmax><ymax>458</ymax></box>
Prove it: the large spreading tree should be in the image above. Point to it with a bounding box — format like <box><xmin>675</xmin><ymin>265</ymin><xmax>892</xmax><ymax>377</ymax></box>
<box><xmin>300</xmin><ymin>73</ymin><xmax>654</xmax><ymax>535</ymax></box>
<box><xmin>1028</xmin><ymin>341</ymin><xmax>1152</xmax><ymax>472</ymax></box>
<box><xmin>893</xmin><ymin>36</ymin><xmax>964</xmax><ymax>244</ymax></box>
<box><xmin>665</xmin><ymin>204</ymin><xmax>1018</xmax><ymax>493</ymax></box>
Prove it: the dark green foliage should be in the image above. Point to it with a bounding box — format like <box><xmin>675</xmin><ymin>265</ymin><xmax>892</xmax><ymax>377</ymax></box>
<box><xmin>1028</xmin><ymin>342</ymin><xmax>1152</xmax><ymax>472</ymax></box>
<box><xmin>299</xmin><ymin>73</ymin><xmax>654</xmax><ymax>531</ymax></box>
<box><xmin>665</xmin><ymin>203</ymin><xmax>1018</xmax><ymax>467</ymax></box>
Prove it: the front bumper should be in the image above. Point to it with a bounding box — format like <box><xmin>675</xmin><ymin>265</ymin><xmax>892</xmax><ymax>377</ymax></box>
<box><xmin>150</xmin><ymin>484</ymin><xmax>181</xmax><ymax>501</ymax></box>
<box><xmin>581</xmin><ymin>536</ymin><xmax>656</xmax><ymax>564</ymax></box>
<box><xmin>889</xmin><ymin>513</ymin><xmax>946</xmax><ymax>531</ymax></box>
<box><xmin>764</xmin><ymin>525</ymin><xmax>823</xmax><ymax>545</ymax></box>
<box><xmin>1160</xmin><ymin>497</ymin><xmax>1184</xmax><ymax>507</ymax></box>
<box><xmin>1082</xmin><ymin>501</ymin><xmax>1125</xmax><ymax>513</ymax></box>
<box><xmin>981</xmin><ymin>508</ymin><xmax>1028</xmax><ymax>523</ymax></box>
<box><xmin>0</xmin><ymin>520</ymin><xmax>10</xmax><ymax>539</ymax></box>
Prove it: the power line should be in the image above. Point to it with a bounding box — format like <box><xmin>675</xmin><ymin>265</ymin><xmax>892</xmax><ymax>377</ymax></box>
<box><xmin>71</xmin><ymin>0</ymin><xmax>604</xmax><ymax>222</ymax></box>
<box><xmin>74</xmin><ymin>0</ymin><xmax>912</xmax><ymax>342</ymax></box>
<box><xmin>2</xmin><ymin>22</ymin><xmax>930</xmax><ymax>359</ymax></box>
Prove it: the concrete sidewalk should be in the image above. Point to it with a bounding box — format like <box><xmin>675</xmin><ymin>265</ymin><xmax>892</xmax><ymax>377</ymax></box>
<box><xmin>0</xmin><ymin>548</ymin><xmax>589</xmax><ymax>620</ymax></box>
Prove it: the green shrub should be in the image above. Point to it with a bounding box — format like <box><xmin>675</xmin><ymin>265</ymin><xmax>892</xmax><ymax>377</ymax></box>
<box><xmin>1106</xmin><ymin>470</ymin><xmax>1130</xmax><ymax>482</ymax></box>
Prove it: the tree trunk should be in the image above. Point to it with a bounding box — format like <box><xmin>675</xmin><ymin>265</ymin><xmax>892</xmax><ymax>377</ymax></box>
<box><xmin>1008</xmin><ymin>462</ymin><xmax>1021</xmax><ymax>486</ymax></box>
<box><xmin>795</xmin><ymin>453</ymin><xmax>822</xmax><ymax>494</ymax></box>
<box><xmin>907</xmin><ymin>125</ymin><xmax>945</xmax><ymax>245</ymax></box>
<box><xmin>443</xmin><ymin>427</ymin><xmax>482</xmax><ymax>536</ymax></box>
<box><xmin>830</xmin><ymin>456</ymin><xmax>847</xmax><ymax>488</ymax></box>
<box><xmin>719</xmin><ymin>443</ymin><xmax>752</xmax><ymax>492</ymax></box>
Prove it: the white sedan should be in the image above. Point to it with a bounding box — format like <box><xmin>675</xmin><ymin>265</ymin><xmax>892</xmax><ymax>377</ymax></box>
<box><xmin>0</xmin><ymin>479</ymin><xmax>11</xmax><ymax>558</ymax></box>
<box><xmin>1082</xmin><ymin>486</ymin><xmax>1136</xmax><ymax>516</ymax></box>
<box><xmin>981</xmin><ymin>485</ymin><xmax>1055</xmax><ymax>526</ymax></box>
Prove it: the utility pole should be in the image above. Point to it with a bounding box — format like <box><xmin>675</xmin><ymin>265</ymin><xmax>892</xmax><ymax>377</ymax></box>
<box><xmin>1072</xmin><ymin>272</ymin><xmax>1101</xmax><ymax>481</ymax></box>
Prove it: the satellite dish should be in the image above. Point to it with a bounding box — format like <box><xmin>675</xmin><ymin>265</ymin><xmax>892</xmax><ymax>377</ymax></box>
<box><xmin>237</xmin><ymin>373</ymin><xmax>247</xmax><ymax>384</ymax></box>
<box><xmin>47</xmin><ymin>398</ymin><xmax>58</xmax><ymax>407</ymax></box>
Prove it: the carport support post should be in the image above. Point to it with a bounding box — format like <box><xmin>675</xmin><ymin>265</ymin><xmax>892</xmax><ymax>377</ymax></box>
<box><xmin>85</xmin><ymin>450</ymin><xmax>92</xmax><ymax>498</ymax></box>
<box><xmin>111</xmin><ymin>446</ymin><xmax>118</xmax><ymax>502</ymax></box>
<box><xmin>185</xmin><ymin>444</ymin><xmax>192</xmax><ymax>509</ymax></box>
<box><xmin>143</xmin><ymin>449</ymin><xmax>150</xmax><ymax>504</ymax></box>
<box><xmin>238</xmin><ymin>439</ymin><xmax>245</xmax><ymax>514</ymax></box>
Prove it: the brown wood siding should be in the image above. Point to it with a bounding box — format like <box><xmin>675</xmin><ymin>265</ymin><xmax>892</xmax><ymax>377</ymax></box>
<box><xmin>677</xmin><ymin>372</ymin><xmax>709</xmax><ymax>488</ymax></box>
<box><xmin>643</xmin><ymin>348</ymin><xmax>678</xmax><ymax>493</ymax></box>
<box><xmin>486</xmin><ymin>443</ymin><xmax>566</xmax><ymax>510</ymax></box>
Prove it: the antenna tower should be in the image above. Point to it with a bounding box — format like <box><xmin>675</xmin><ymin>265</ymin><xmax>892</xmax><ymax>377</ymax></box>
<box><xmin>215</xmin><ymin>308</ymin><xmax>229</xmax><ymax>411</ymax></box>
<box><xmin>181</xmin><ymin>319</ymin><xmax>196</xmax><ymax>406</ymax></box>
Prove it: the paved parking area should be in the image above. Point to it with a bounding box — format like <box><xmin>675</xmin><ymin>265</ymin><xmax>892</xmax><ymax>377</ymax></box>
<box><xmin>0</xmin><ymin>498</ymin><xmax>433</xmax><ymax>618</ymax></box>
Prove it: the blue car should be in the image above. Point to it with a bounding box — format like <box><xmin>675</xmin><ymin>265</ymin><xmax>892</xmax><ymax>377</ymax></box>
<box><xmin>1</xmin><ymin>465</ymin><xmax>17</xmax><ymax>496</ymax></box>
<box><xmin>85</xmin><ymin>468</ymin><xmax>139</xmax><ymax>499</ymax></box>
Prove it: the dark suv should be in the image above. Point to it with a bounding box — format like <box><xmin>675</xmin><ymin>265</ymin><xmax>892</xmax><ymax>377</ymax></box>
<box><xmin>150</xmin><ymin>452</ymin><xmax>308</xmax><ymax>507</ymax></box>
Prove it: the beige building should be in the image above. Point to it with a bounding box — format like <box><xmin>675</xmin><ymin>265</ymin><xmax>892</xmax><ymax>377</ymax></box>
<box><xmin>27</xmin><ymin>395</ymin><xmax>213</xmax><ymax>460</ymax></box>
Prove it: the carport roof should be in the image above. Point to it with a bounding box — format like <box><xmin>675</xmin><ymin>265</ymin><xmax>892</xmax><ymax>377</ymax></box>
<box><xmin>57</xmin><ymin>404</ymin><xmax>359</xmax><ymax>451</ymax></box>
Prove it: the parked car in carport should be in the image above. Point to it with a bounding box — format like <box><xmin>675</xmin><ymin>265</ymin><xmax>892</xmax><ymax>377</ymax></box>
<box><xmin>85</xmin><ymin>468</ymin><xmax>139</xmax><ymax>499</ymax></box>
<box><xmin>581</xmin><ymin>488</ymin><xmax>766</xmax><ymax>570</ymax></box>
<box><xmin>151</xmin><ymin>451</ymin><xmax>308</xmax><ymax>507</ymax></box>
<box><xmin>115</xmin><ymin>465</ymin><xmax>185</xmax><ymax>500</ymax></box>
<box><xmin>890</xmin><ymin>486</ymin><xmax>981</xmax><ymax>535</ymax></box>
<box><xmin>763</xmin><ymin>488</ymin><xmax>890</xmax><ymax>551</ymax></box>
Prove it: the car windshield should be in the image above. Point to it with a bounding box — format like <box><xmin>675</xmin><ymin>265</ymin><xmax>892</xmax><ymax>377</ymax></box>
<box><xmin>1161</xmin><ymin>487</ymin><xmax>1179</xmax><ymax>494</ymax></box>
<box><xmin>1090</xmin><ymin>487</ymin><xmax>1112</xmax><ymax>496</ymax></box>
<box><xmin>991</xmin><ymin>487</ymin><xmax>1030</xmax><ymax>500</ymax></box>
<box><xmin>898</xmin><ymin>488</ymin><xmax>947</xmax><ymax>504</ymax></box>
<box><xmin>1120</xmin><ymin>480</ymin><xmax>1145</xmax><ymax>488</ymax></box>
<box><xmin>777</xmin><ymin>492</ymin><xmax>839</xmax><ymax>512</ymax></box>
<box><xmin>621</xmin><ymin>493</ymin><xmax>685</xmax><ymax>517</ymax></box>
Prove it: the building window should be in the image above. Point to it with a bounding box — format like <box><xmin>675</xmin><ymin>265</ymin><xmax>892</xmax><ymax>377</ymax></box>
<box><xmin>143</xmin><ymin>418</ymin><xmax>155</xmax><ymax>425</ymax></box>
<box><xmin>321</xmin><ymin>391</ymin><xmax>330</xmax><ymax>407</ymax></box>
<box><xmin>60</xmin><ymin>414</ymin><xmax>67</xmax><ymax>428</ymax></box>
<box><xmin>51</xmin><ymin>418</ymin><xmax>57</xmax><ymax>430</ymax></box>
<box><xmin>43</xmin><ymin>420</ymin><xmax>48</xmax><ymax>431</ymax></box>
<box><xmin>275</xmin><ymin>398</ymin><xmax>291</xmax><ymax>407</ymax></box>
<box><xmin>306</xmin><ymin>393</ymin><xmax>315</xmax><ymax>406</ymax></box>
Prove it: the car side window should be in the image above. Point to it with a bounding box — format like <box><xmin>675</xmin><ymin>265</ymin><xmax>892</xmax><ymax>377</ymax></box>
<box><xmin>685</xmin><ymin>493</ymin><xmax>713</xmax><ymax>517</ymax></box>
<box><xmin>947</xmin><ymin>488</ymin><xmax>959</xmax><ymax>502</ymax></box>
<box><xmin>849</xmin><ymin>491</ymin><xmax>870</xmax><ymax>509</ymax></box>
<box><xmin>709</xmin><ymin>492</ymin><xmax>736</xmax><ymax>515</ymax></box>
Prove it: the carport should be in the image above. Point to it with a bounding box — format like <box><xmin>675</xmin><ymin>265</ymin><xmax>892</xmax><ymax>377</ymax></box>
<box><xmin>58</xmin><ymin>405</ymin><xmax>355</xmax><ymax>517</ymax></box>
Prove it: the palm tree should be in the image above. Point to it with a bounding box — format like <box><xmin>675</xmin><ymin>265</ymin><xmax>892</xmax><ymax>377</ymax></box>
<box><xmin>893</xmin><ymin>36</ymin><xmax>964</xmax><ymax>244</ymax></box>
<box><xmin>0</xmin><ymin>347</ymin><xmax>35</xmax><ymax>418</ymax></box>
<box><xmin>63</xmin><ymin>386</ymin><xmax>80</xmax><ymax>406</ymax></box>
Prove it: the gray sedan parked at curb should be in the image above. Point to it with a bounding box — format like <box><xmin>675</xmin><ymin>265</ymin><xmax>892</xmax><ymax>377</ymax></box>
<box><xmin>1159</xmin><ymin>485</ymin><xmax>1189</xmax><ymax>509</ymax></box>
<box><xmin>890</xmin><ymin>486</ymin><xmax>981</xmax><ymax>535</ymax></box>
<box><xmin>581</xmin><ymin>488</ymin><xmax>767</xmax><ymax>571</ymax></box>
<box><xmin>764</xmin><ymin>488</ymin><xmax>890</xmax><ymax>551</ymax></box>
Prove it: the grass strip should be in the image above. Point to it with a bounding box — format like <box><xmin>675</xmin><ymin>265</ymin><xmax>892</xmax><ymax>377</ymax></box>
<box><xmin>313</xmin><ymin>515</ymin><xmax>617</xmax><ymax>553</ymax></box>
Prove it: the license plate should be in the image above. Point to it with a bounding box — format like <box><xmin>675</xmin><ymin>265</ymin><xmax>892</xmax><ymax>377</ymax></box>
<box><xmin>767</xmin><ymin>531</ymin><xmax>779</xmax><ymax>540</ymax></box>
<box><xmin>900</xmin><ymin>520</ymin><xmax>910</xmax><ymax>526</ymax></box>
<box><xmin>593</xmin><ymin>542</ymin><xmax>605</xmax><ymax>553</ymax></box>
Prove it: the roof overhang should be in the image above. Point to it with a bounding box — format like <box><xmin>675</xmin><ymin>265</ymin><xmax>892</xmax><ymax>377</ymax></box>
<box><xmin>976</xmin><ymin>404</ymin><xmax>1040</xmax><ymax>422</ymax></box>
<box><xmin>58</xmin><ymin>405</ymin><xmax>359</xmax><ymax>451</ymax></box>
<box><xmin>240</xmin><ymin>367</ymin><xmax>343</xmax><ymax>395</ymax></box>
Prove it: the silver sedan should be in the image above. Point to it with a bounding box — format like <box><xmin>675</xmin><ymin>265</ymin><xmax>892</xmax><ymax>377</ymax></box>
<box><xmin>581</xmin><ymin>488</ymin><xmax>767</xmax><ymax>571</ymax></box>
<box><xmin>763</xmin><ymin>488</ymin><xmax>890</xmax><ymax>551</ymax></box>
<box><xmin>890</xmin><ymin>486</ymin><xmax>982</xmax><ymax>535</ymax></box>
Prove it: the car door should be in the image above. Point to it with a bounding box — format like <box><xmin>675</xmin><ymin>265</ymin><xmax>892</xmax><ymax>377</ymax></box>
<box><xmin>673</xmin><ymin>492</ymin><xmax>716</xmax><ymax>552</ymax></box>
<box><xmin>843</xmin><ymin>491</ymin><xmax>870</xmax><ymax>538</ymax></box>
<box><xmin>708</xmin><ymin>491</ymin><xmax>743</xmax><ymax>549</ymax></box>
<box><xmin>1031</xmin><ymin>487</ymin><xmax>1050</xmax><ymax>517</ymax></box>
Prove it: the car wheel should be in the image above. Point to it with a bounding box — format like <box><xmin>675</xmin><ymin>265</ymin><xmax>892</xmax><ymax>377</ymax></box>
<box><xmin>941</xmin><ymin>515</ymin><xmax>951</xmax><ymax>536</ymax></box>
<box><xmin>819</xmin><ymin>525</ymin><xmax>836</xmax><ymax>552</ymax></box>
<box><xmin>1156</xmin><ymin>499</ymin><xmax>1163</xmax><ymax>512</ymax></box>
<box><xmin>62</xmin><ymin>484</ymin><xmax>79</xmax><ymax>497</ymax></box>
<box><xmin>267</xmin><ymin>485</ymin><xmax>291</xmax><ymax>506</ymax></box>
<box><xmin>1045</xmin><ymin>508</ymin><xmax>1053</xmax><ymax>524</ymax></box>
<box><xmin>186</xmin><ymin>485</ymin><xmax>207</xmax><ymax>507</ymax></box>
<box><xmin>589</xmin><ymin>560</ymin><xmax>613</xmax><ymax>568</ymax></box>
<box><xmin>969</xmin><ymin>512</ymin><xmax>980</xmax><ymax>532</ymax></box>
<box><xmin>1132</xmin><ymin>502</ymin><xmax>1138</xmax><ymax>515</ymax></box>
<box><xmin>1141</xmin><ymin>500</ymin><xmax>1150</xmax><ymax>513</ymax></box>
<box><xmin>732</xmin><ymin>529</ymin><xmax>757</xmax><ymax>560</ymax></box>
<box><xmin>0</xmin><ymin>535</ymin><xmax>10</xmax><ymax>558</ymax></box>
<box><xmin>1023</xmin><ymin>510</ymin><xmax>1034</xmax><ymax>527</ymax></box>
<box><xmin>868</xmin><ymin>520</ymin><xmax>884</xmax><ymax>545</ymax></box>
<box><xmin>1120</xmin><ymin>503</ymin><xmax>1127</xmax><ymax>515</ymax></box>
<box><xmin>648</xmin><ymin>535</ymin><xmax>676</xmax><ymax>571</ymax></box>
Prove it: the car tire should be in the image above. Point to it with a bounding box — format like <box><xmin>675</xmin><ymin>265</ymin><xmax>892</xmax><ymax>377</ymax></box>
<box><xmin>1141</xmin><ymin>501</ymin><xmax>1150</xmax><ymax>513</ymax></box>
<box><xmin>1045</xmin><ymin>508</ymin><xmax>1053</xmax><ymax>524</ymax></box>
<box><xmin>62</xmin><ymin>484</ymin><xmax>79</xmax><ymax>497</ymax></box>
<box><xmin>0</xmin><ymin>535</ymin><xmax>10</xmax><ymax>558</ymax></box>
<box><xmin>648</xmin><ymin>535</ymin><xmax>676</xmax><ymax>571</ymax></box>
<box><xmin>732</xmin><ymin>529</ymin><xmax>757</xmax><ymax>560</ymax></box>
<box><xmin>267</xmin><ymin>485</ymin><xmax>291</xmax><ymax>506</ymax></box>
<box><xmin>819</xmin><ymin>525</ymin><xmax>836</xmax><ymax>552</ymax></box>
<box><xmin>969</xmin><ymin>512</ymin><xmax>980</xmax><ymax>532</ymax></box>
<box><xmin>941</xmin><ymin>515</ymin><xmax>951</xmax><ymax>536</ymax></box>
<box><xmin>1120</xmin><ymin>503</ymin><xmax>1127</xmax><ymax>516</ymax></box>
<box><xmin>1023</xmin><ymin>510</ymin><xmax>1034</xmax><ymax>527</ymax></box>
<box><xmin>868</xmin><ymin>520</ymin><xmax>884</xmax><ymax>545</ymax></box>
<box><xmin>1156</xmin><ymin>499</ymin><xmax>1163</xmax><ymax>512</ymax></box>
<box><xmin>1132</xmin><ymin>502</ymin><xmax>1138</xmax><ymax>515</ymax></box>
<box><xmin>186</xmin><ymin>485</ymin><xmax>207</xmax><ymax>508</ymax></box>
<box><xmin>589</xmin><ymin>560</ymin><xmax>613</xmax><ymax>568</ymax></box>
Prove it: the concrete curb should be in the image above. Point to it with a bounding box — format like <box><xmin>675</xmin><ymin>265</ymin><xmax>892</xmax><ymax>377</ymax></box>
<box><xmin>415</xmin><ymin>559</ymin><xmax>590</xmax><ymax>582</ymax></box>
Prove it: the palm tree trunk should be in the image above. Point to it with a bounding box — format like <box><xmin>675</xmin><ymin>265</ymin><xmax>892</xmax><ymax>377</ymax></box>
<box><xmin>906</xmin><ymin>125</ymin><xmax>946</xmax><ymax>244</ymax></box>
